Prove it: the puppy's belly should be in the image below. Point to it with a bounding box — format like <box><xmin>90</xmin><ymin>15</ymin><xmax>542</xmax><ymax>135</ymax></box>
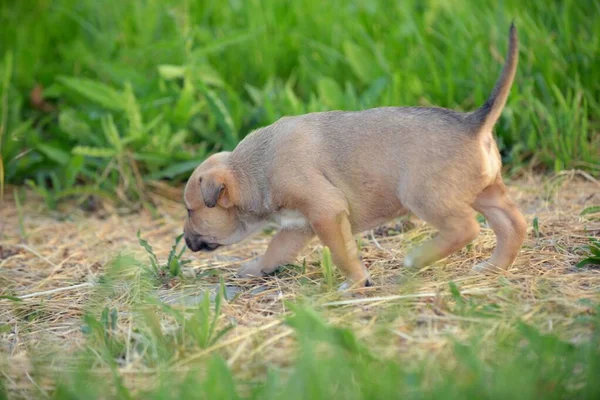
<box><xmin>352</xmin><ymin>207</ymin><xmax>410</xmax><ymax>233</ymax></box>
<box><xmin>273</xmin><ymin>209</ymin><xmax>310</xmax><ymax>230</ymax></box>
<box><xmin>271</xmin><ymin>205</ymin><xmax>408</xmax><ymax>233</ymax></box>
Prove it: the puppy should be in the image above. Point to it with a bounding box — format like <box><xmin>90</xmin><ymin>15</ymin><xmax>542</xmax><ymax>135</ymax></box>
<box><xmin>183</xmin><ymin>24</ymin><xmax>526</xmax><ymax>287</ymax></box>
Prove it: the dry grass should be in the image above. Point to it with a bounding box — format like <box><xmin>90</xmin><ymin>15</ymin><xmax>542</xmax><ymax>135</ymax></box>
<box><xmin>1</xmin><ymin>172</ymin><xmax>600</xmax><ymax>396</ymax></box>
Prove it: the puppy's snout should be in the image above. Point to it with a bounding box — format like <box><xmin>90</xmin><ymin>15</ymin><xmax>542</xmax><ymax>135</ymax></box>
<box><xmin>184</xmin><ymin>236</ymin><xmax>196</xmax><ymax>251</ymax></box>
<box><xmin>185</xmin><ymin>235</ymin><xmax>199</xmax><ymax>252</ymax></box>
<box><xmin>184</xmin><ymin>234</ymin><xmax>221</xmax><ymax>252</ymax></box>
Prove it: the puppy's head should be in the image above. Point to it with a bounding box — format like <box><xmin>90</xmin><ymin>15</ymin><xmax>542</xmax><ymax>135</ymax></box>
<box><xmin>183</xmin><ymin>152</ymin><xmax>246</xmax><ymax>252</ymax></box>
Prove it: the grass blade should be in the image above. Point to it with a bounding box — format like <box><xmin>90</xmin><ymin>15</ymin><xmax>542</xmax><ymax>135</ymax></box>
<box><xmin>57</xmin><ymin>76</ymin><xmax>125</xmax><ymax>111</ymax></box>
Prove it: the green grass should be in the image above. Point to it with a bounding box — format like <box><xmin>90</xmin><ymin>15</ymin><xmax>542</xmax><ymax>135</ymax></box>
<box><xmin>1</xmin><ymin>2</ymin><xmax>600</xmax><ymax>396</ymax></box>
<box><xmin>19</xmin><ymin>256</ymin><xmax>600</xmax><ymax>399</ymax></box>
<box><xmin>320</xmin><ymin>246</ymin><xmax>335</xmax><ymax>290</ymax></box>
<box><xmin>2</xmin><ymin>231</ymin><xmax>598</xmax><ymax>399</ymax></box>
<box><xmin>1</xmin><ymin>0</ymin><xmax>599</xmax><ymax>206</ymax></box>
<box><xmin>62</xmin><ymin>314</ymin><xmax>600</xmax><ymax>400</ymax></box>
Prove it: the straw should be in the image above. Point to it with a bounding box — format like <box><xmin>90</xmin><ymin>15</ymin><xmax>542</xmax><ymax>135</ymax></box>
<box><xmin>1</xmin><ymin>172</ymin><xmax>599</xmax><ymax>395</ymax></box>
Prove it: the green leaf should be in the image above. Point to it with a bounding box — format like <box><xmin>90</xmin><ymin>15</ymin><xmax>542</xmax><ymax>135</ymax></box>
<box><xmin>210</xmin><ymin>324</ymin><xmax>236</xmax><ymax>347</ymax></box>
<box><xmin>194</xmin><ymin>64</ymin><xmax>225</xmax><ymax>88</ymax></box>
<box><xmin>0</xmin><ymin>51</ymin><xmax>13</xmax><ymax>200</ymax></box>
<box><xmin>72</xmin><ymin>146</ymin><xmax>117</xmax><ymax>158</ymax></box>
<box><xmin>158</xmin><ymin>64</ymin><xmax>185</xmax><ymax>80</ymax></box>
<box><xmin>58</xmin><ymin>109</ymin><xmax>94</xmax><ymax>142</ymax></box>
<box><xmin>576</xmin><ymin>257</ymin><xmax>600</xmax><ymax>268</ymax></box>
<box><xmin>285</xmin><ymin>82</ymin><xmax>302</xmax><ymax>113</ymax></box>
<box><xmin>147</xmin><ymin>158</ymin><xmax>204</xmax><ymax>180</ymax></box>
<box><xmin>244</xmin><ymin>84</ymin><xmax>263</xmax><ymax>105</ymax></box>
<box><xmin>0</xmin><ymin>157</ymin><xmax>4</xmax><ymax>202</ymax></box>
<box><xmin>101</xmin><ymin>115</ymin><xmax>123</xmax><ymax>152</ymax></box>
<box><xmin>53</xmin><ymin>186</ymin><xmax>115</xmax><ymax>201</ymax></box>
<box><xmin>64</xmin><ymin>154</ymin><xmax>84</xmax><ymax>187</ymax></box>
<box><xmin>449</xmin><ymin>281</ymin><xmax>462</xmax><ymax>301</ymax></box>
<box><xmin>343</xmin><ymin>41</ymin><xmax>384</xmax><ymax>84</ymax></box>
<box><xmin>137</xmin><ymin>230</ymin><xmax>159</xmax><ymax>272</ymax></box>
<box><xmin>359</xmin><ymin>76</ymin><xmax>388</xmax><ymax>108</ymax></box>
<box><xmin>123</xmin><ymin>82</ymin><xmax>142</xmax><ymax>139</ymax></box>
<box><xmin>581</xmin><ymin>206</ymin><xmax>600</xmax><ymax>216</ymax></box>
<box><xmin>172</xmin><ymin>71</ymin><xmax>196</xmax><ymax>125</ymax></box>
<box><xmin>36</xmin><ymin>143</ymin><xmax>71</xmax><ymax>165</ymax></box>
<box><xmin>191</xmin><ymin>30</ymin><xmax>260</xmax><ymax>59</ymax></box>
<box><xmin>201</xmin><ymin>356</ymin><xmax>240</xmax><ymax>399</ymax></box>
<box><xmin>321</xmin><ymin>246</ymin><xmax>334</xmax><ymax>289</ymax></box>
<box><xmin>57</xmin><ymin>76</ymin><xmax>125</xmax><ymax>111</ymax></box>
<box><xmin>101</xmin><ymin>307</ymin><xmax>109</xmax><ymax>328</ymax></box>
<box><xmin>198</xmin><ymin>81</ymin><xmax>237</xmax><ymax>149</ymax></box>
<box><xmin>0</xmin><ymin>295</ymin><xmax>22</xmax><ymax>302</ymax></box>
<box><xmin>167</xmin><ymin>234</ymin><xmax>184</xmax><ymax>278</ymax></box>
<box><xmin>317</xmin><ymin>77</ymin><xmax>345</xmax><ymax>109</ymax></box>
<box><xmin>533</xmin><ymin>216</ymin><xmax>540</xmax><ymax>237</ymax></box>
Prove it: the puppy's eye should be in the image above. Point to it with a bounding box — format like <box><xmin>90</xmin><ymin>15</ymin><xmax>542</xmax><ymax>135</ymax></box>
<box><xmin>187</xmin><ymin>208</ymin><xmax>192</xmax><ymax>217</ymax></box>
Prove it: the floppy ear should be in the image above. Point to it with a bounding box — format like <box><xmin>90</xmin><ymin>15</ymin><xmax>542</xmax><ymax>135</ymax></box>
<box><xmin>200</xmin><ymin>171</ymin><xmax>232</xmax><ymax>208</ymax></box>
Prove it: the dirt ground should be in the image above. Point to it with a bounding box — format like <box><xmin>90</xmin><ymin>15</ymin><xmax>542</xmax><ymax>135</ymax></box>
<box><xmin>1</xmin><ymin>172</ymin><xmax>600</xmax><ymax>395</ymax></box>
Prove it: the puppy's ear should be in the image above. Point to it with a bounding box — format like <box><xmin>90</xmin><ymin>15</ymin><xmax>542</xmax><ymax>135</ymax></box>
<box><xmin>200</xmin><ymin>170</ymin><xmax>233</xmax><ymax>208</ymax></box>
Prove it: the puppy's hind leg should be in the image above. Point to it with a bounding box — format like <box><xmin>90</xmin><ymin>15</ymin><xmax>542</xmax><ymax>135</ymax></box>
<box><xmin>404</xmin><ymin>203</ymin><xmax>480</xmax><ymax>269</ymax></box>
<box><xmin>237</xmin><ymin>229</ymin><xmax>315</xmax><ymax>277</ymax></box>
<box><xmin>472</xmin><ymin>180</ymin><xmax>526</xmax><ymax>272</ymax></box>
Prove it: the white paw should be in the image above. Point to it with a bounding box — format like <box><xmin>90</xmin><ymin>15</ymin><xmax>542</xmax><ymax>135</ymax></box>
<box><xmin>472</xmin><ymin>260</ymin><xmax>500</xmax><ymax>273</ymax></box>
<box><xmin>337</xmin><ymin>281</ymin><xmax>351</xmax><ymax>292</ymax></box>
<box><xmin>337</xmin><ymin>278</ymin><xmax>372</xmax><ymax>292</ymax></box>
<box><xmin>404</xmin><ymin>250</ymin><xmax>425</xmax><ymax>269</ymax></box>
<box><xmin>403</xmin><ymin>253</ymin><xmax>415</xmax><ymax>268</ymax></box>
<box><xmin>236</xmin><ymin>259</ymin><xmax>266</xmax><ymax>278</ymax></box>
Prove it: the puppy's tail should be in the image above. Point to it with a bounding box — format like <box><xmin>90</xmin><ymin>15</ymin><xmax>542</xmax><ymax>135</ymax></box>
<box><xmin>469</xmin><ymin>23</ymin><xmax>518</xmax><ymax>134</ymax></box>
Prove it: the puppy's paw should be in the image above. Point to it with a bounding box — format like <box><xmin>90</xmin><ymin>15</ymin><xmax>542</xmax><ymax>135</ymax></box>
<box><xmin>236</xmin><ymin>259</ymin><xmax>267</xmax><ymax>278</ymax></box>
<box><xmin>472</xmin><ymin>260</ymin><xmax>501</xmax><ymax>274</ymax></box>
<box><xmin>403</xmin><ymin>251</ymin><xmax>425</xmax><ymax>269</ymax></box>
<box><xmin>337</xmin><ymin>279</ymin><xmax>373</xmax><ymax>293</ymax></box>
<box><xmin>403</xmin><ymin>253</ymin><xmax>416</xmax><ymax>268</ymax></box>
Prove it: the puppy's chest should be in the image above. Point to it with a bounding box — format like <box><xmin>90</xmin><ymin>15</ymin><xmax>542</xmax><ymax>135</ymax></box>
<box><xmin>272</xmin><ymin>209</ymin><xmax>309</xmax><ymax>230</ymax></box>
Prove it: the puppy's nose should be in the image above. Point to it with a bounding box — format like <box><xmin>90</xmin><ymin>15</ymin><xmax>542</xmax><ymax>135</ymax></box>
<box><xmin>185</xmin><ymin>235</ymin><xmax>202</xmax><ymax>252</ymax></box>
<box><xmin>185</xmin><ymin>234</ymin><xmax>220</xmax><ymax>252</ymax></box>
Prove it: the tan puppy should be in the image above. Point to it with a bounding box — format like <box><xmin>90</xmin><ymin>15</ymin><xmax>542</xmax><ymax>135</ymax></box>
<box><xmin>183</xmin><ymin>24</ymin><xmax>526</xmax><ymax>287</ymax></box>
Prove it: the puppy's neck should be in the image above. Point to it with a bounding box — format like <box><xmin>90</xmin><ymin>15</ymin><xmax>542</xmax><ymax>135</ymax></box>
<box><xmin>228</xmin><ymin>125</ymin><xmax>279</xmax><ymax>216</ymax></box>
<box><xmin>230</xmin><ymin>164</ymin><xmax>271</xmax><ymax>215</ymax></box>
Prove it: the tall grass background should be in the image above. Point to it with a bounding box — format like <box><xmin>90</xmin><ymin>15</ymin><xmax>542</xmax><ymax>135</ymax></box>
<box><xmin>1</xmin><ymin>2</ymin><xmax>600</xmax><ymax>397</ymax></box>
<box><xmin>0</xmin><ymin>0</ymin><xmax>598</xmax><ymax>207</ymax></box>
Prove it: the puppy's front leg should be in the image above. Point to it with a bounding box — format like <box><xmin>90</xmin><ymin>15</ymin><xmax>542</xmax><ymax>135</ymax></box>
<box><xmin>311</xmin><ymin>212</ymin><xmax>371</xmax><ymax>287</ymax></box>
<box><xmin>237</xmin><ymin>229</ymin><xmax>315</xmax><ymax>277</ymax></box>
